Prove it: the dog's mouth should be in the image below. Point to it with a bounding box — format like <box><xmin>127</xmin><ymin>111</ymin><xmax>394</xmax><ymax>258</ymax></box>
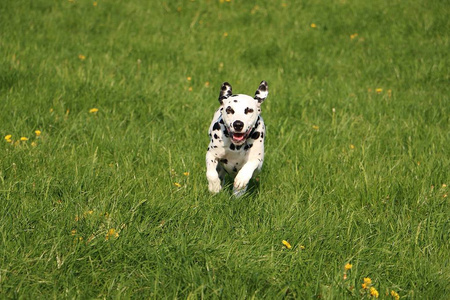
<box><xmin>231</xmin><ymin>132</ymin><xmax>247</xmax><ymax>144</ymax></box>
<box><xmin>229</xmin><ymin>127</ymin><xmax>253</xmax><ymax>145</ymax></box>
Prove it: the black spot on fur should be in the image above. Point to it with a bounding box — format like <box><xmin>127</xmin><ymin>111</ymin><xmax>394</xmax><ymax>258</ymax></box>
<box><xmin>220</xmin><ymin>159</ymin><xmax>228</xmax><ymax>164</ymax></box>
<box><xmin>230</xmin><ymin>144</ymin><xmax>235</xmax><ymax>150</ymax></box>
<box><xmin>223</xmin><ymin>130</ymin><xmax>229</xmax><ymax>137</ymax></box>
<box><xmin>236</xmin><ymin>145</ymin><xmax>242</xmax><ymax>151</ymax></box>
<box><xmin>251</xmin><ymin>131</ymin><xmax>260</xmax><ymax>139</ymax></box>
<box><xmin>226</xmin><ymin>106</ymin><xmax>235</xmax><ymax>114</ymax></box>
<box><xmin>233</xmin><ymin>99</ymin><xmax>238</xmax><ymax>103</ymax></box>
<box><xmin>261</xmin><ymin>132</ymin><xmax>264</xmax><ymax>138</ymax></box>
<box><xmin>233</xmin><ymin>167</ymin><xmax>238</xmax><ymax>172</ymax></box>
<box><xmin>214</xmin><ymin>133</ymin><xmax>219</xmax><ymax>139</ymax></box>
<box><xmin>213</xmin><ymin>122</ymin><xmax>221</xmax><ymax>131</ymax></box>
<box><xmin>244</xmin><ymin>144</ymin><xmax>253</xmax><ymax>151</ymax></box>
<box><xmin>244</xmin><ymin>107</ymin><xmax>254</xmax><ymax>114</ymax></box>
<box><xmin>219</xmin><ymin>118</ymin><xmax>224</xmax><ymax>124</ymax></box>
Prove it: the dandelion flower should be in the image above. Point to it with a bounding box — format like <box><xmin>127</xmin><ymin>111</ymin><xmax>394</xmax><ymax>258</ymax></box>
<box><xmin>299</xmin><ymin>245</ymin><xmax>305</xmax><ymax>250</ymax></box>
<box><xmin>35</xmin><ymin>130</ymin><xmax>41</xmax><ymax>136</ymax></box>
<box><xmin>93</xmin><ymin>1</ymin><xmax>97</xmax><ymax>6</ymax></box>
<box><xmin>20</xmin><ymin>137</ymin><xmax>28</xmax><ymax>141</ymax></box>
<box><xmin>204</xmin><ymin>81</ymin><xmax>210</xmax><ymax>87</ymax></box>
<box><xmin>344</xmin><ymin>263</ymin><xmax>352</xmax><ymax>271</ymax></box>
<box><xmin>390</xmin><ymin>290</ymin><xmax>400</xmax><ymax>300</ymax></box>
<box><xmin>89</xmin><ymin>108</ymin><xmax>99</xmax><ymax>113</ymax></box>
<box><xmin>364</xmin><ymin>277</ymin><xmax>372</xmax><ymax>285</ymax></box>
<box><xmin>71</xmin><ymin>229</ymin><xmax>77</xmax><ymax>235</ymax></box>
<box><xmin>350</xmin><ymin>33</ymin><xmax>358</xmax><ymax>39</ymax></box>
<box><xmin>188</xmin><ymin>87</ymin><xmax>193</xmax><ymax>92</ymax></box>
<box><xmin>106</xmin><ymin>228</ymin><xmax>119</xmax><ymax>240</ymax></box>
<box><xmin>310</xmin><ymin>23</ymin><xmax>317</xmax><ymax>28</ymax></box>
<box><xmin>5</xmin><ymin>135</ymin><xmax>12</xmax><ymax>140</ymax></box>
<box><xmin>223</xmin><ymin>32</ymin><xmax>228</xmax><ymax>37</ymax></box>
<box><xmin>174</xmin><ymin>182</ymin><xmax>182</xmax><ymax>188</ymax></box>
<box><xmin>187</xmin><ymin>76</ymin><xmax>192</xmax><ymax>81</ymax></box>
<box><xmin>183</xmin><ymin>172</ymin><xmax>190</xmax><ymax>176</ymax></box>
<box><xmin>350</xmin><ymin>144</ymin><xmax>355</xmax><ymax>149</ymax></box>
<box><xmin>370</xmin><ymin>287</ymin><xmax>379</xmax><ymax>298</ymax></box>
<box><xmin>78</xmin><ymin>54</ymin><xmax>86</xmax><ymax>61</ymax></box>
<box><xmin>31</xmin><ymin>142</ymin><xmax>37</xmax><ymax>147</ymax></box>
<box><xmin>312</xmin><ymin>125</ymin><xmax>319</xmax><ymax>130</ymax></box>
<box><xmin>282</xmin><ymin>240</ymin><xmax>292</xmax><ymax>249</ymax></box>
<box><xmin>376</xmin><ymin>88</ymin><xmax>383</xmax><ymax>94</ymax></box>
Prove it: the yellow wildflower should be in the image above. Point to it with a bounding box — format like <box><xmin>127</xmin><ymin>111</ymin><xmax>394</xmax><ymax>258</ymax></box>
<box><xmin>183</xmin><ymin>172</ymin><xmax>190</xmax><ymax>176</ymax></box>
<box><xmin>71</xmin><ymin>229</ymin><xmax>77</xmax><ymax>235</ymax></box>
<box><xmin>31</xmin><ymin>142</ymin><xmax>37</xmax><ymax>147</ymax></box>
<box><xmin>362</xmin><ymin>283</ymin><xmax>368</xmax><ymax>289</ymax></box>
<box><xmin>312</xmin><ymin>125</ymin><xmax>319</xmax><ymax>130</ymax></box>
<box><xmin>223</xmin><ymin>32</ymin><xmax>228</xmax><ymax>37</ymax></box>
<box><xmin>376</xmin><ymin>88</ymin><xmax>383</xmax><ymax>94</ymax></box>
<box><xmin>370</xmin><ymin>287</ymin><xmax>379</xmax><ymax>298</ymax></box>
<box><xmin>344</xmin><ymin>263</ymin><xmax>352</xmax><ymax>271</ymax></box>
<box><xmin>5</xmin><ymin>135</ymin><xmax>12</xmax><ymax>140</ymax></box>
<box><xmin>187</xmin><ymin>76</ymin><xmax>192</xmax><ymax>81</ymax></box>
<box><xmin>188</xmin><ymin>87</ymin><xmax>193</xmax><ymax>92</ymax></box>
<box><xmin>204</xmin><ymin>81</ymin><xmax>210</xmax><ymax>87</ymax></box>
<box><xmin>93</xmin><ymin>1</ymin><xmax>97</xmax><ymax>6</ymax></box>
<box><xmin>89</xmin><ymin>108</ymin><xmax>99</xmax><ymax>113</ymax></box>
<box><xmin>311</xmin><ymin>23</ymin><xmax>317</xmax><ymax>28</ymax></box>
<box><xmin>350</xmin><ymin>33</ymin><xmax>358</xmax><ymax>39</ymax></box>
<box><xmin>282</xmin><ymin>240</ymin><xmax>292</xmax><ymax>249</ymax></box>
<box><xmin>35</xmin><ymin>130</ymin><xmax>41</xmax><ymax>136</ymax></box>
<box><xmin>364</xmin><ymin>277</ymin><xmax>372</xmax><ymax>285</ymax></box>
<box><xmin>390</xmin><ymin>290</ymin><xmax>400</xmax><ymax>300</ymax></box>
<box><xmin>20</xmin><ymin>137</ymin><xmax>28</xmax><ymax>141</ymax></box>
<box><xmin>174</xmin><ymin>182</ymin><xmax>182</xmax><ymax>188</ymax></box>
<box><xmin>350</xmin><ymin>144</ymin><xmax>355</xmax><ymax>149</ymax></box>
<box><xmin>105</xmin><ymin>228</ymin><xmax>119</xmax><ymax>240</ymax></box>
<box><xmin>78</xmin><ymin>54</ymin><xmax>86</xmax><ymax>60</ymax></box>
<box><xmin>299</xmin><ymin>245</ymin><xmax>305</xmax><ymax>250</ymax></box>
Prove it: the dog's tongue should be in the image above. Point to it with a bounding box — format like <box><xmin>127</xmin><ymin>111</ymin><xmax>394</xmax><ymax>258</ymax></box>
<box><xmin>233</xmin><ymin>133</ymin><xmax>245</xmax><ymax>142</ymax></box>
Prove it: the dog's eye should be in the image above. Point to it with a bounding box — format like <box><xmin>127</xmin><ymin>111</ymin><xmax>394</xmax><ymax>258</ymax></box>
<box><xmin>244</xmin><ymin>108</ymin><xmax>254</xmax><ymax>114</ymax></box>
<box><xmin>226</xmin><ymin>106</ymin><xmax>235</xmax><ymax>114</ymax></box>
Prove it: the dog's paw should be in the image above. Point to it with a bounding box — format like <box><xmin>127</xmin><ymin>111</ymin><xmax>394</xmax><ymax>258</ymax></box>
<box><xmin>233</xmin><ymin>187</ymin><xmax>247</xmax><ymax>198</ymax></box>
<box><xmin>208</xmin><ymin>178</ymin><xmax>222</xmax><ymax>194</ymax></box>
<box><xmin>234</xmin><ymin>172</ymin><xmax>250</xmax><ymax>191</ymax></box>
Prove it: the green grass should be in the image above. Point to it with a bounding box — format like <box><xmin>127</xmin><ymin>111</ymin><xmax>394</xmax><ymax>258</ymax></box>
<box><xmin>1</xmin><ymin>0</ymin><xmax>449</xmax><ymax>298</ymax></box>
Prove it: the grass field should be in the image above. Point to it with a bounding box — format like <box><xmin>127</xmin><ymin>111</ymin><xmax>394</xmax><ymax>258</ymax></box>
<box><xmin>1</xmin><ymin>0</ymin><xmax>449</xmax><ymax>298</ymax></box>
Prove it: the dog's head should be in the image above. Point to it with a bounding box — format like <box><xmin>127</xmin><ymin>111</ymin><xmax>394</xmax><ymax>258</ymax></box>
<box><xmin>218</xmin><ymin>81</ymin><xmax>268</xmax><ymax>145</ymax></box>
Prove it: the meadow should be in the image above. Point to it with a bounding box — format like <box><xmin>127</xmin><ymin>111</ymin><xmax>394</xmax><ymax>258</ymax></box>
<box><xmin>1</xmin><ymin>0</ymin><xmax>449</xmax><ymax>298</ymax></box>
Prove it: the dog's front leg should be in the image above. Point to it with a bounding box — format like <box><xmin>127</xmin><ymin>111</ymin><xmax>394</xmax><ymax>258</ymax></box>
<box><xmin>206</xmin><ymin>152</ymin><xmax>222</xmax><ymax>193</ymax></box>
<box><xmin>233</xmin><ymin>160</ymin><xmax>259</xmax><ymax>196</ymax></box>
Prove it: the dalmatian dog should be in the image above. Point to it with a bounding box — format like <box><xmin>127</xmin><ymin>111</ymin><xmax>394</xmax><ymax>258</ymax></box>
<box><xmin>206</xmin><ymin>81</ymin><xmax>268</xmax><ymax>197</ymax></box>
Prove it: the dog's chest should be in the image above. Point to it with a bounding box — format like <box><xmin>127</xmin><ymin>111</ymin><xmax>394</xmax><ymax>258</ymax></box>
<box><xmin>219</xmin><ymin>142</ymin><xmax>252</xmax><ymax>174</ymax></box>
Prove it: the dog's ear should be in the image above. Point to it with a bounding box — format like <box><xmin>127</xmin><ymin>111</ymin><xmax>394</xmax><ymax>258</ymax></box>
<box><xmin>254</xmin><ymin>81</ymin><xmax>268</xmax><ymax>105</ymax></box>
<box><xmin>218</xmin><ymin>82</ymin><xmax>232</xmax><ymax>105</ymax></box>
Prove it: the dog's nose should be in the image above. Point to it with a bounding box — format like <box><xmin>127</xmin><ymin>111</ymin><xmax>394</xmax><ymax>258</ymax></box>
<box><xmin>233</xmin><ymin>120</ymin><xmax>244</xmax><ymax>132</ymax></box>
